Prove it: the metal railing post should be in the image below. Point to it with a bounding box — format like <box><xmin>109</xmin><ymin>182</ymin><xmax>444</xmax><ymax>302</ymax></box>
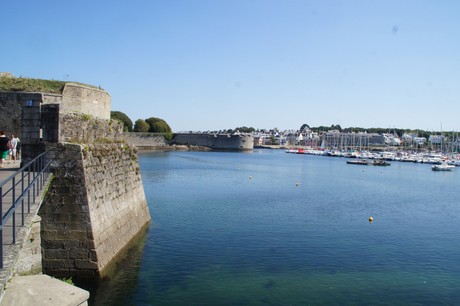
<box><xmin>32</xmin><ymin>161</ymin><xmax>36</xmax><ymax>202</ymax></box>
<box><xmin>1</xmin><ymin>150</ymin><xmax>52</xmax><ymax>270</ymax></box>
<box><xmin>39</xmin><ymin>155</ymin><xmax>43</xmax><ymax>189</ymax></box>
<box><xmin>12</xmin><ymin>177</ymin><xmax>16</xmax><ymax>244</ymax></box>
<box><xmin>27</xmin><ymin>168</ymin><xmax>31</xmax><ymax>212</ymax></box>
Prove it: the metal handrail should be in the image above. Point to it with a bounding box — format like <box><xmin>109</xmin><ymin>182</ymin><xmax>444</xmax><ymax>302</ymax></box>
<box><xmin>0</xmin><ymin>150</ymin><xmax>53</xmax><ymax>269</ymax></box>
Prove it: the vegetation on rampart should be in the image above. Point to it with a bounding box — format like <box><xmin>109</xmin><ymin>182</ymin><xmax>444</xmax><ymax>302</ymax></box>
<box><xmin>113</xmin><ymin>111</ymin><xmax>174</xmax><ymax>140</ymax></box>
<box><xmin>0</xmin><ymin>76</ymin><xmax>66</xmax><ymax>93</ymax></box>
<box><xmin>0</xmin><ymin>75</ymin><xmax>101</xmax><ymax>94</ymax></box>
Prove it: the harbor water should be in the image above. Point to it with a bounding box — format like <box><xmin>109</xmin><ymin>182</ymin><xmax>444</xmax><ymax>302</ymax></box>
<box><xmin>88</xmin><ymin>149</ymin><xmax>460</xmax><ymax>305</ymax></box>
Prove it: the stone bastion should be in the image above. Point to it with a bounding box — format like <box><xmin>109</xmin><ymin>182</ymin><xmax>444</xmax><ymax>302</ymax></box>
<box><xmin>0</xmin><ymin>81</ymin><xmax>151</xmax><ymax>280</ymax></box>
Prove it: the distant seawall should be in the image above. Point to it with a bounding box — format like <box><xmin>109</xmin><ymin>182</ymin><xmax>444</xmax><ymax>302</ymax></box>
<box><xmin>173</xmin><ymin>133</ymin><xmax>254</xmax><ymax>150</ymax></box>
<box><xmin>123</xmin><ymin>132</ymin><xmax>167</xmax><ymax>150</ymax></box>
<box><xmin>124</xmin><ymin>133</ymin><xmax>254</xmax><ymax>151</ymax></box>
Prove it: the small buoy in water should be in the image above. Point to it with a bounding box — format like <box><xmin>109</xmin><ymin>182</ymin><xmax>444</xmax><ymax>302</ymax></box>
<box><xmin>362</xmin><ymin>170</ymin><xmax>365</xmax><ymax>172</ymax></box>
<box><xmin>369</xmin><ymin>216</ymin><xmax>374</xmax><ymax>222</ymax></box>
<box><xmin>296</xmin><ymin>182</ymin><xmax>300</xmax><ymax>187</ymax></box>
<box><xmin>380</xmin><ymin>171</ymin><xmax>383</xmax><ymax>173</ymax></box>
<box><xmin>249</xmin><ymin>176</ymin><xmax>252</xmax><ymax>180</ymax></box>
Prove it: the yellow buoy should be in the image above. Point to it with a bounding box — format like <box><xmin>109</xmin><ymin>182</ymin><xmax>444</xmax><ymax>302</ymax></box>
<box><xmin>369</xmin><ymin>216</ymin><xmax>374</xmax><ymax>222</ymax></box>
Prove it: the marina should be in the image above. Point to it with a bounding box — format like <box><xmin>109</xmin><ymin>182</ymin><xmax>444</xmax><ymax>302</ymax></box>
<box><xmin>286</xmin><ymin>147</ymin><xmax>460</xmax><ymax>168</ymax></box>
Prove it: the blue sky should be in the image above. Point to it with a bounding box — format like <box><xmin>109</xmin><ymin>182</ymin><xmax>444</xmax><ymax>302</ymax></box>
<box><xmin>2</xmin><ymin>0</ymin><xmax>459</xmax><ymax>132</ymax></box>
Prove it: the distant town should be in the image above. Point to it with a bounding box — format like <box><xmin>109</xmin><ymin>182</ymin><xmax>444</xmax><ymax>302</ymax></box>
<box><xmin>176</xmin><ymin>124</ymin><xmax>459</xmax><ymax>153</ymax></box>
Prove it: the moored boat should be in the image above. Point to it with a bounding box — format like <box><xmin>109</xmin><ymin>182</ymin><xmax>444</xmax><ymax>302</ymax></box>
<box><xmin>432</xmin><ymin>162</ymin><xmax>455</xmax><ymax>171</ymax></box>
<box><xmin>346</xmin><ymin>159</ymin><xmax>369</xmax><ymax>165</ymax></box>
<box><xmin>372</xmin><ymin>159</ymin><xmax>391</xmax><ymax>166</ymax></box>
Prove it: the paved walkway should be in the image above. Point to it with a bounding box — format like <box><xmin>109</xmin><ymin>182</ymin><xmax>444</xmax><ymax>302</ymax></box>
<box><xmin>0</xmin><ymin>160</ymin><xmax>21</xmax><ymax>181</ymax></box>
<box><xmin>0</xmin><ymin>159</ymin><xmax>24</xmax><ymax>247</ymax></box>
<box><xmin>0</xmin><ymin>160</ymin><xmax>90</xmax><ymax>305</ymax></box>
<box><xmin>1</xmin><ymin>274</ymin><xmax>89</xmax><ymax>306</ymax></box>
<box><xmin>0</xmin><ymin>159</ymin><xmax>49</xmax><ymax>293</ymax></box>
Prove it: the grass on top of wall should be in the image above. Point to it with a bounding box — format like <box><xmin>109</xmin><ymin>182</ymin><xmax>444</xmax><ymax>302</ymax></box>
<box><xmin>0</xmin><ymin>76</ymin><xmax>102</xmax><ymax>94</ymax></box>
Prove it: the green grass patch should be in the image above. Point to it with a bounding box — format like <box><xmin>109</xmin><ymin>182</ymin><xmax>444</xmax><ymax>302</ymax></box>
<box><xmin>60</xmin><ymin>277</ymin><xmax>74</xmax><ymax>286</ymax></box>
<box><xmin>0</xmin><ymin>76</ymin><xmax>102</xmax><ymax>93</ymax></box>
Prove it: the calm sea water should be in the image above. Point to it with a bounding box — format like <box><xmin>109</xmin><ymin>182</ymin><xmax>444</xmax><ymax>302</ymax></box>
<box><xmin>87</xmin><ymin>149</ymin><xmax>460</xmax><ymax>305</ymax></box>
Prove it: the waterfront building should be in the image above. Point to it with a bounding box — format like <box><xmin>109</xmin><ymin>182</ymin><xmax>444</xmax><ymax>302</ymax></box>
<box><xmin>428</xmin><ymin>135</ymin><xmax>445</xmax><ymax>145</ymax></box>
<box><xmin>321</xmin><ymin>131</ymin><xmax>384</xmax><ymax>149</ymax></box>
<box><xmin>383</xmin><ymin>133</ymin><xmax>401</xmax><ymax>146</ymax></box>
<box><xmin>402</xmin><ymin>133</ymin><xmax>427</xmax><ymax>147</ymax></box>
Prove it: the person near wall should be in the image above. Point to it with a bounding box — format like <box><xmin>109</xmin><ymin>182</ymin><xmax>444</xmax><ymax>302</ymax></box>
<box><xmin>0</xmin><ymin>131</ymin><xmax>10</xmax><ymax>168</ymax></box>
<box><xmin>9</xmin><ymin>134</ymin><xmax>18</xmax><ymax>162</ymax></box>
<box><xmin>15</xmin><ymin>136</ymin><xmax>21</xmax><ymax>160</ymax></box>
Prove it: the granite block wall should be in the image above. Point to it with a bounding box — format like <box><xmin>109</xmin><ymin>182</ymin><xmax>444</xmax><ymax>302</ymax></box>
<box><xmin>0</xmin><ymin>92</ymin><xmax>42</xmax><ymax>138</ymax></box>
<box><xmin>39</xmin><ymin>142</ymin><xmax>150</xmax><ymax>278</ymax></box>
<box><xmin>173</xmin><ymin>133</ymin><xmax>254</xmax><ymax>150</ymax></box>
<box><xmin>0</xmin><ymin>92</ymin><xmax>24</xmax><ymax>135</ymax></box>
<box><xmin>43</xmin><ymin>83</ymin><xmax>111</xmax><ymax>120</ymax></box>
<box><xmin>122</xmin><ymin>133</ymin><xmax>167</xmax><ymax>147</ymax></box>
<box><xmin>58</xmin><ymin>113</ymin><xmax>124</xmax><ymax>144</ymax></box>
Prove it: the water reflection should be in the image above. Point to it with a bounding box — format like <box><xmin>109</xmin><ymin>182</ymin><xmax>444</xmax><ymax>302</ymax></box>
<box><xmin>76</xmin><ymin>224</ymin><xmax>150</xmax><ymax>306</ymax></box>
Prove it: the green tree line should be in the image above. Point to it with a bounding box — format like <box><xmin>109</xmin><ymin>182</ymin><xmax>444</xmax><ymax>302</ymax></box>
<box><xmin>110</xmin><ymin>111</ymin><xmax>173</xmax><ymax>140</ymax></box>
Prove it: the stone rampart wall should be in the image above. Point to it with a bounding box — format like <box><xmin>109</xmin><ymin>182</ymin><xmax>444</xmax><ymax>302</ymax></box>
<box><xmin>43</xmin><ymin>83</ymin><xmax>111</xmax><ymax>120</ymax></box>
<box><xmin>173</xmin><ymin>133</ymin><xmax>254</xmax><ymax>150</ymax></box>
<box><xmin>59</xmin><ymin>113</ymin><xmax>124</xmax><ymax>144</ymax></box>
<box><xmin>122</xmin><ymin>133</ymin><xmax>167</xmax><ymax>147</ymax></box>
<box><xmin>40</xmin><ymin>143</ymin><xmax>150</xmax><ymax>278</ymax></box>
<box><xmin>84</xmin><ymin>144</ymin><xmax>150</xmax><ymax>271</ymax></box>
<box><xmin>0</xmin><ymin>92</ymin><xmax>42</xmax><ymax>137</ymax></box>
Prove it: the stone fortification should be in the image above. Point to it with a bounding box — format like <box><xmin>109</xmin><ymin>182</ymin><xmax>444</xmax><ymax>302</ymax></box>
<box><xmin>40</xmin><ymin>142</ymin><xmax>150</xmax><ymax>278</ymax></box>
<box><xmin>0</xmin><ymin>82</ymin><xmax>110</xmax><ymax>139</ymax></box>
<box><xmin>0</xmin><ymin>92</ymin><xmax>40</xmax><ymax>136</ymax></box>
<box><xmin>173</xmin><ymin>133</ymin><xmax>254</xmax><ymax>150</ymax></box>
<box><xmin>58</xmin><ymin>112</ymin><xmax>123</xmax><ymax>144</ymax></box>
<box><xmin>123</xmin><ymin>132</ymin><xmax>167</xmax><ymax>148</ymax></box>
<box><xmin>43</xmin><ymin>83</ymin><xmax>111</xmax><ymax>120</ymax></box>
<box><xmin>1</xmin><ymin>80</ymin><xmax>151</xmax><ymax>281</ymax></box>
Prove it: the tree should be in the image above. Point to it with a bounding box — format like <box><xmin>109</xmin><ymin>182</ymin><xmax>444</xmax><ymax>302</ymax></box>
<box><xmin>133</xmin><ymin>119</ymin><xmax>149</xmax><ymax>132</ymax></box>
<box><xmin>151</xmin><ymin>121</ymin><xmax>171</xmax><ymax>133</ymax></box>
<box><xmin>145</xmin><ymin>117</ymin><xmax>172</xmax><ymax>133</ymax></box>
<box><xmin>111</xmin><ymin>111</ymin><xmax>133</xmax><ymax>132</ymax></box>
<box><xmin>330</xmin><ymin>124</ymin><xmax>342</xmax><ymax>131</ymax></box>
